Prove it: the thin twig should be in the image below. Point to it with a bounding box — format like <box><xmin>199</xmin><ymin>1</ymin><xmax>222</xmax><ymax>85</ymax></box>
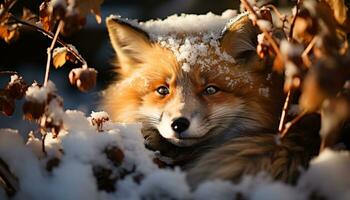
<box><xmin>278</xmin><ymin>89</ymin><xmax>292</xmax><ymax>132</ymax></box>
<box><xmin>280</xmin><ymin>110</ymin><xmax>307</xmax><ymax>139</ymax></box>
<box><xmin>302</xmin><ymin>36</ymin><xmax>318</xmax><ymax>67</ymax></box>
<box><xmin>44</xmin><ymin>21</ymin><xmax>63</xmax><ymax>86</ymax></box>
<box><xmin>10</xmin><ymin>17</ymin><xmax>87</xmax><ymax>65</ymax></box>
<box><xmin>0</xmin><ymin>71</ymin><xmax>17</xmax><ymax>76</ymax></box>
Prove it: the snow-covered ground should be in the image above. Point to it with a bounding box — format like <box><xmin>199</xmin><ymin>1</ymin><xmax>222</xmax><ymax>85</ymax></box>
<box><xmin>1</xmin><ymin>110</ymin><xmax>349</xmax><ymax>200</ymax></box>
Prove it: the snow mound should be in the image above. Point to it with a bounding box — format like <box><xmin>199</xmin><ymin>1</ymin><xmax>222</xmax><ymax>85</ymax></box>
<box><xmin>1</xmin><ymin>116</ymin><xmax>350</xmax><ymax>199</ymax></box>
<box><xmin>298</xmin><ymin>149</ymin><xmax>350</xmax><ymax>200</ymax></box>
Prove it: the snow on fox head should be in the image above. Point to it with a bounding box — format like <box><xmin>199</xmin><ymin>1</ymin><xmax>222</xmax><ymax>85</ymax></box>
<box><xmin>103</xmin><ymin>11</ymin><xmax>278</xmax><ymax>147</ymax></box>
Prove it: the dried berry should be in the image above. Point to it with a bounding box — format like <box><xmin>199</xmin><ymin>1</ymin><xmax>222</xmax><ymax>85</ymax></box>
<box><xmin>23</xmin><ymin>101</ymin><xmax>46</xmax><ymax>120</ymax></box>
<box><xmin>104</xmin><ymin>146</ymin><xmax>124</xmax><ymax>167</ymax></box>
<box><xmin>69</xmin><ymin>67</ymin><xmax>97</xmax><ymax>92</ymax></box>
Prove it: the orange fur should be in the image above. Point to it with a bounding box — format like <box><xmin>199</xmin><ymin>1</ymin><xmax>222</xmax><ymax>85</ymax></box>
<box><xmin>100</xmin><ymin>14</ymin><xmax>319</xmax><ymax>188</ymax></box>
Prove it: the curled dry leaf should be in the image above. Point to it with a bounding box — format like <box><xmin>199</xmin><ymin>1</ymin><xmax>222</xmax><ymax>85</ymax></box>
<box><xmin>21</xmin><ymin>8</ymin><xmax>37</xmax><ymax>23</ymax></box>
<box><xmin>320</xmin><ymin>96</ymin><xmax>350</xmax><ymax>150</ymax></box>
<box><xmin>23</xmin><ymin>100</ymin><xmax>46</xmax><ymax>120</ymax></box>
<box><xmin>22</xmin><ymin>81</ymin><xmax>57</xmax><ymax>120</ymax></box>
<box><xmin>104</xmin><ymin>146</ymin><xmax>125</xmax><ymax>167</ymax></box>
<box><xmin>52</xmin><ymin>47</ymin><xmax>68</xmax><ymax>68</ymax></box>
<box><xmin>40</xmin><ymin>97</ymin><xmax>64</xmax><ymax>138</ymax></box>
<box><xmin>323</xmin><ymin>0</ymin><xmax>349</xmax><ymax>26</ymax></box>
<box><xmin>0</xmin><ymin>92</ymin><xmax>15</xmax><ymax>116</ymax></box>
<box><xmin>60</xmin><ymin>12</ymin><xmax>86</xmax><ymax>35</ymax></box>
<box><xmin>292</xmin><ymin>5</ymin><xmax>318</xmax><ymax>44</ymax></box>
<box><xmin>0</xmin><ymin>24</ymin><xmax>20</xmax><ymax>43</ymax></box>
<box><xmin>39</xmin><ymin>1</ymin><xmax>54</xmax><ymax>32</ymax></box>
<box><xmin>69</xmin><ymin>67</ymin><xmax>97</xmax><ymax>92</ymax></box>
<box><xmin>72</xmin><ymin>0</ymin><xmax>104</xmax><ymax>24</ymax></box>
<box><xmin>299</xmin><ymin>58</ymin><xmax>347</xmax><ymax>113</ymax></box>
<box><xmin>38</xmin><ymin>0</ymin><xmax>104</xmax><ymax>35</ymax></box>
<box><xmin>5</xmin><ymin>74</ymin><xmax>28</xmax><ymax>99</ymax></box>
<box><xmin>0</xmin><ymin>74</ymin><xmax>28</xmax><ymax>116</ymax></box>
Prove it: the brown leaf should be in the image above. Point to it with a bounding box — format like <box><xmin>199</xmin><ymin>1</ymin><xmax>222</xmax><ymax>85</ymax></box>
<box><xmin>319</xmin><ymin>97</ymin><xmax>350</xmax><ymax>150</ymax></box>
<box><xmin>299</xmin><ymin>69</ymin><xmax>326</xmax><ymax>113</ymax></box>
<box><xmin>104</xmin><ymin>146</ymin><xmax>124</xmax><ymax>167</ymax></box>
<box><xmin>0</xmin><ymin>92</ymin><xmax>15</xmax><ymax>116</ymax></box>
<box><xmin>5</xmin><ymin>75</ymin><xmax>28</xmax><ymax>99</ymax></box>
<box><xmin>52</xmin><ymin>47</ymin><xmax>68</xmax><ymax>68</ymax></box>
<box><xmin>39</xmin><ymin>1</ymin><xmax>54</xmax><ymax>32</ymax></box>
<box><xmin>74</xmin><ymin>0</ymin><xmax>104</xmax><ymax>24</ymax></box>
<box><xmin>323</xmin><ymin>0</ymin><xmax>348</xmax><ymax>25</ymax></box>
<box><xmin>299</xmin><ymin>58</ymin><xmax>347</xmax><ymax>113</ymax></box>
<box><xmin>23</xmin><ymin>101</ymin><xmax>45</xmax><ymax>120</ymax></box>
<box><xmin>0</xmin><ymin>25</ymin><xmax>19</xmax><ymax>43</ymax></box>
<box><xmin>21</xmin><ymin>8</ymin><xmax>37</xmax><ymax>22</ymax></box>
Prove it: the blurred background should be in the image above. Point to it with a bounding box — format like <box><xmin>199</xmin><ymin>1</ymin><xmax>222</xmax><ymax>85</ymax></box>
<box><xmin>0</xmin><ymin>0</ymin><xmax>293</xmax><ymax>135</ymax></box>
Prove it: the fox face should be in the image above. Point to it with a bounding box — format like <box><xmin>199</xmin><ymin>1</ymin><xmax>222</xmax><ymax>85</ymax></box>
<box><xmin>103</xmin><ymin>14</ymin><xmax>281</xmax><ymax>147</ymax></box>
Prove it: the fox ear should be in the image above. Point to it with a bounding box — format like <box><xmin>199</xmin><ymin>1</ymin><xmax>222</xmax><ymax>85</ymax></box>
<box><xmin>221</xmin><ymin>14</ymin><xmax>259</xmax><ymax>61</ymax></box>
<box><xmin>106</xmin><ymin>16</ymin><xmax>152</xmax><ymax>76</ymax></box>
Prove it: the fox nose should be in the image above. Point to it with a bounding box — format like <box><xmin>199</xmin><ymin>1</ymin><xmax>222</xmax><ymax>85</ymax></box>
<box><xmin>171</xmin><ymin>117</ymin><xmax>190</xmax><ymax>134</ymax></box>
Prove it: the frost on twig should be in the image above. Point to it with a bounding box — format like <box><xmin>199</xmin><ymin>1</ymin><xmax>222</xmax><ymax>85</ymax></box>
<box><xmin>89</xmin><ymin>111</ymin><xmax>110</xmax><ymax>132</ymax></box>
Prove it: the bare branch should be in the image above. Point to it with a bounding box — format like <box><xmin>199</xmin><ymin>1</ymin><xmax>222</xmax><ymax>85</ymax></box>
<box><xmin>10</xmin><ymin>17</ymin><xmax>87</xmax><ymax>65</ymax></box>
<box><xmin>44</xmin><ymin>21</ymin><xmax>63</xmax><ymax>86</ymax></box>
<box><xmin>278</xmin><ymin>89</ymin><xmax>292</xmax><ymax>132</ymax></box>
<box><xmin>280</xmin><ymin>110</ymin><xmax>307</xmax><ymax>139</ymax></box>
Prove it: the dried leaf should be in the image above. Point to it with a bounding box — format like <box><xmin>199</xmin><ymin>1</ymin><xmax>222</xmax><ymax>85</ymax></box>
<box><xmin>39</xmin><ymin>1</ymin><xmax>54</xmax><ymax>32</ymax></box>
<box><xmin>320</xmin><ymin>97</ymin><xmax>350</xmax><ymax>150</ymax></box>
<box><xmin>323</xmin><ymin>0</ymin><xmax>348</xmax><ymax>25</ymax></box>
<box><xmin>5</xmin><ymin>74</ymin><xmax>28</xmax><ymax>99</ymax></box>
<box><xmin>299</xmin><ymin>58</ymin><xmax>347</xmax><ymax>113</ymax></box>
<box><xmin>23</xmin><ymin>101</ymin><xmax>45</xmax><ymax>120</ymax></box>
<box><xmin>73</xmin><ymin>0</ymin><xmax>104</xmax><ymax>24</ymax></box>
<box><xmin>21</xmin><ymin>8</ymin><xmax>37</xmax><ymax>22</ymax></box>
<box><xmin>0</xmin><ymin>25</ymin><xmax>19</xmax><ymax>43</ymax></box>
<box><xmin>0</xmin><ymin>91</ymin><xmax>15</xmax><ymax>116</ymax></box>
<box><xmin>52</xmin><ymin>47</ymin><xmax>68</xmax><ymax>68</ymax></box>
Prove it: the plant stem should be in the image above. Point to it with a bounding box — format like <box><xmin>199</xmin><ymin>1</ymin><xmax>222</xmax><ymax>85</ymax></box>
<box><xmin>302</xmin><ymin>36</ymin><xmax>318</xmax><ymax>67</ymax></box>
<box><xmin>280</xmin><ymin>110</ymin><xmax>307</xmax><ymax>139</ymax></box>
<box><xmin>0</xmin><ymin>71</ymin><xmax>17</xmax><ymax>76</ymax></box>
<box><xmin>278</xmin><ymin>89</ymin><xmax>292</xmax><ymax>132</ymax></box>
<box><xmin>10</xmin><ymin>17</ymin><xmax>87</xmax><ymax>65</ymax></box>
<box><xmin>44</xmin><ymin>21</ymin><xmax>63</xmax><ymax>87</ymax></box>
<box><xmin>41</xmin><ymin>132</ymin><xmax>47</xmax><ymax>155</ymax></box>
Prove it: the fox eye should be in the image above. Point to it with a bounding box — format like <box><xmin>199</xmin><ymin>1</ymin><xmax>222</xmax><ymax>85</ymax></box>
<box><xmin>203</xmin><ymin>85</ymin><xmax>219</xmax><ymax>95</ymax></box>
<box><xmin>156</xmin><ymin>86</ymin><xmax>169</xmax><ymax>96</ymax></box>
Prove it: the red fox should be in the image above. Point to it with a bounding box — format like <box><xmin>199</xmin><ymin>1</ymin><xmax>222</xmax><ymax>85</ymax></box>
<box><xmin>103</xmin><ymin>13</ymin><xmax>320</xmax><ymax>188</ymax></box>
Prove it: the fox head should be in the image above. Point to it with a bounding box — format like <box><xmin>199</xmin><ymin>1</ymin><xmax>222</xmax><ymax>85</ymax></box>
<box><xmin>103</xmin><ymin>14</ymin><xmax>281</xmax><ymax>147</ymax></box>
